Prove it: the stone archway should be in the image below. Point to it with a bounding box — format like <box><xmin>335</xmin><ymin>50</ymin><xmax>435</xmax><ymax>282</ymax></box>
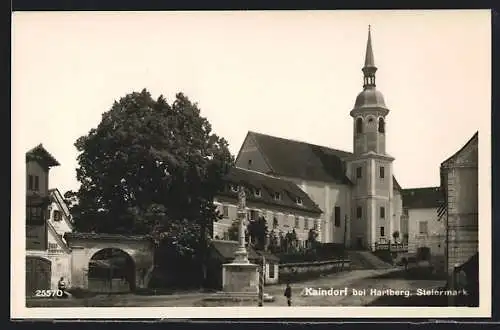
<box><xmin>26</xmin><ymin>256</ymin><xmax>51</xmax><ymax>296</ymax></box>
<box><xmin>64</xmin><ymin>233</ymin><xmax>155</xmax><ymax>292</ymax></box>
<box><xmin>88</xmin><ymin>248</ymin><xmax>136</xmax><ymax>293</ymax></box>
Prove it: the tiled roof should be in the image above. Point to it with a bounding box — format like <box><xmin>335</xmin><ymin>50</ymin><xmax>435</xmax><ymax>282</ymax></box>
<box><xmin>441</xmin><ymin>132</ymin><xmax>478</xmax><ymax>168</ymax></box>
<box><xmin>210</xmin><ymin>240</ymin><xmax>279</xmax><ymax>262</ymax></box>
<box><xmin>242</xmin><ymin>131</ymin><xmax>401</xmax><ymax>191</ymax></box>
<box><xmin>402</xmin><ymin>187</ymin><xmax>444</xmax><ymax>209</ymax></box>
<box><xmin>219</xmin><ymin>167</ymin><xmax>323</xmax><ymax>215</ymax></box>
<box><xmin>26</xmin><ymin>144</ymin><xmax>60</xmax><ymax>168</ymax></box>
<box><xmin>64</xmin><ymin>232</ymin><xmax>151</xmax><ymax>242</ymax></box>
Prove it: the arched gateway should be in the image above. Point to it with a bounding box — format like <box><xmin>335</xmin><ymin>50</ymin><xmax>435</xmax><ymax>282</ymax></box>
<box><xmin>64</xmin><ymin>233</ymin><xmax>154</xmax><ymax>292</ymax></box>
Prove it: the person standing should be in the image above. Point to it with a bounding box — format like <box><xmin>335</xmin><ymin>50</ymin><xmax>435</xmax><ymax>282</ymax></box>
<box><xmin>58</xmin><ymin>277</ymin><xmax>67</xmax><ymax>298</ymax></box>
<box><xmin>284</xmin><ymin>282</ymin><xmax>292</xmax><ymax>306</ymax></box>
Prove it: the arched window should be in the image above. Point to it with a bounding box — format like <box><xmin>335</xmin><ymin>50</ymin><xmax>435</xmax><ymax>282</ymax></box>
<box><xmin>356</xmin><ymin>117</ymin><xmax>363</xmax><ymax>134</ymax></box>
<box><xmin>378</xmin><ymin>117</ymin><xmax>385</xmax><ymax>133</ymax></box>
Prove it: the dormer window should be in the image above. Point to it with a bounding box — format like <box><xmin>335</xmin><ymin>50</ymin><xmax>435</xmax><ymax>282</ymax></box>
<box><xmin>254</xmin><ymin>188</ymin><xmax>261</xmax><ymax>197</ymax></box>
<box><xmin>295</xmin><ymin>197</ymin><xmax>303</xmax><ymax>205</ymax></box>
<box><xmin>273</xmin><ymin>192</ymin><xmax>281</xmax><ymax>201</ymax></box>
<box><xmin>230</xmin><ymin>184</ymin><xmax>239</xmax><ymax>193</ymax></box>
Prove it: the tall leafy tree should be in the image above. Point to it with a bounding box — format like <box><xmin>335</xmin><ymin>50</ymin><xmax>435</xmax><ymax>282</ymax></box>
<box><xmin>66</xmin><ymin>89</ymin><xmax>233</xmax><ymax>283</ymax></box>
<box><xmin>247</xmin><ymin>216</ymin><xmax>268</xmax><ymax>250</ymax></box>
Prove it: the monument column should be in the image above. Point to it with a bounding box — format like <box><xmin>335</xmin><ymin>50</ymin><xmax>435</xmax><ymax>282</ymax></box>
<box><xmin>221</xmin><ymin>186</ymin><xmax>259</xmax><ymax>295</ymax></box>
<box><xmin>233</xmin><ymin>186</ymin><xmax>249</xmax><ymax>263</ymax></box>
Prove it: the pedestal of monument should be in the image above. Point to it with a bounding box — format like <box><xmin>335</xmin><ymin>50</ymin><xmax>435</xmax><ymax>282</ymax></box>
<box><xmin>217</xmin><ymin>246</ymin><xmax>259</xmax><ymax>302</ymax></box>
<box><xmin>222</xmin><ymin>262</ymin><xmax>259</xmax><ymax>293</ymax></box>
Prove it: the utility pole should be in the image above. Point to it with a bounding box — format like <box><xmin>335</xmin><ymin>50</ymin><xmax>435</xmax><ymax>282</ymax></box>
<box><xmin>258</xmin><ymin>254</ymin><xmax>265</xmax><ymax>306</ymax></box>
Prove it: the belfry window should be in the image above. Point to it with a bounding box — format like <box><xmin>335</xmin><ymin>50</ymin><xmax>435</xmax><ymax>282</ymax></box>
<box><xmin>378</xmin><ymin>118</ymin><xmax>385</xmax><ymax>133</ymax></box>
<box><xmin>356</xmin><ymin>118</ymin><xmax>363</xmax><ymax>134</ymax></box>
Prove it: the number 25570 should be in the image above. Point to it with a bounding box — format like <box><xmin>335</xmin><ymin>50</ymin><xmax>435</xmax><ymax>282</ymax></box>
<box><xmin>34</xmin><ymin>289</ymin><xmax>63</xmax><ymax>297</ymax></box>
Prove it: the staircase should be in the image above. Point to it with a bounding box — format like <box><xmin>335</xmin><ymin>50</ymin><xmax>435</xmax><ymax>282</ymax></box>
<box><xmin>348</xmin><ymin>250</ymin><xmax>394</xmax><ymax>270</ymax></box>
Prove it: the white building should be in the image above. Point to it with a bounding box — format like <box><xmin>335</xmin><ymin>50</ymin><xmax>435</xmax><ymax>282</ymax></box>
<box><xmin>402</xmin><ymin>187</ymin><xmax>445</xmax><ymax>257</ymax></box>
<box><xmin>26</xmin><ymin>144</ymin><xmax>73</xmax><ymax>295</ymax></box>
<box><xmin>234</xmin><ymin>29</ymin><xmax>404</xmax><ymax>251</ymax></box>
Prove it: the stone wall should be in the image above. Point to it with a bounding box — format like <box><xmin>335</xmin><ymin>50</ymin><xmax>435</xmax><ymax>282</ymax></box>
<box><xmin>445</xmin><ymin>166</ymin><xmax>478</xmax><ymax>275</ymax></box>
<box><xmin>278</xmin><ymin>259</ymin><xmax>350</xmax><ymax>283</ymax></box>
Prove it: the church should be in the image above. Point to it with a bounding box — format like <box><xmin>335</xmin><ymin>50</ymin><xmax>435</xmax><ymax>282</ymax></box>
<box><xmin>232</xmin><ymin>27</ymin><xmax>404</xmax><ymax>250</ymax></box>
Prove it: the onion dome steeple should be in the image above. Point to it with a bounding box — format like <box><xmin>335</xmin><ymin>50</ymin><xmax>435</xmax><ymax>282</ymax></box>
<box><xmin>352</xmin><ymin>26</ymin><xmax>388</xmax><ymax>112</ymax></box>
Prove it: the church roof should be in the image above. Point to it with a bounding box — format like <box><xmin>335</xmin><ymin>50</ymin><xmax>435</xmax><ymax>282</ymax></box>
<box><xmin>219</xmin><ymin>167</ymin><xmax>323</xmax><ymax>215</ymax></box>
<box><xmin>239</xmin><ymin>131</ymin><xmax>402</xmax><ymax>191</ymax></box>
<box><xmin>402</xmin><ymin>187</ymin><xmax>444</xmax><ymax>209</ymax></box>
<box><xmin>26</xmin><ymin>144</ymin><xmax>60</xmax><ymax>168</ymax></box>
<box><xmin>354</xmin><ymin>88</ymin><xmax>388</xmax><ymax>110</ymax></box>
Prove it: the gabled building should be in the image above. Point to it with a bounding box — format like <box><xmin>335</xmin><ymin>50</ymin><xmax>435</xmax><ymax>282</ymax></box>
<box><xmin>235</xmin><ymin>28</ymin><xmax>404</xmax><ymax>251</ymax></box>
<box><xmin>402</xmin><ymin>187</ymin><xmax>445</xmax><ymax>259</ymax></box>
<box><xmin>26</xmin><ymin>145</ymin><xmax>73</xmax><ymax>295</ymax></box>
<box><xmin>214</xmin><ymin>167</ymin><xmax>323</xmax><ymax>246</ymax></box>
<box><xmin>440</xmin><ymin>132</ymin><xmax>478</xmax><ymax>283</ymax></box>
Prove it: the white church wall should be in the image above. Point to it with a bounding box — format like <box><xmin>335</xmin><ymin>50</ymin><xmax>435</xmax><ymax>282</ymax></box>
<box><xmin>280</xmin><ymin>176</ymin><xmax>351</xmax><ymax>246</ymax></box>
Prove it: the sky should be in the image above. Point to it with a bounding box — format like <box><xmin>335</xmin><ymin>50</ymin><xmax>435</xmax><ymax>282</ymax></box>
<box><xmin>12</xmin><ymin>10</ymin><xmax>491</xmax><ymax>194</ymax></box>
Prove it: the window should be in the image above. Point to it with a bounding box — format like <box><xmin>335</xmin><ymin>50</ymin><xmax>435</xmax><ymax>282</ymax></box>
<box><xmin>334</xmin><ymin>206</ymin><xmax>341</xmax><ymax>227</ymax></box>
<box><xmin>222</xmin><ymin>205</ymin><xmax>229</xmax><ymax>218</ymax></box>
<box><xmin>48</xmin><ymin>243</ymin><xmax>58</xmax><ymax>251</ymax></box>
<box><xmin>419</xmin><ymin>221</ymin><xmax>428</xmax><ymax>235</ymax></box>
<box><xmin>304</xmin><ymin>218</ymin><xmax>309</xmax><ymax>229</ymax></box>
<box><xmin>248</xmin><ymin>159</ymin><xmax>253</xmax><ymax>168</ymax></box>
<box><xmin>295</xmin><ymin>197</ymin><xmax>303</xmax><ymax>205</ymax></box>
<box><xmin>249</xmin><ymin>210</ymin><xmax>258</xmax><ymax>221</ymax></box>
<box><xmin>53</xmin><ymin>210</ymin><xmax>62</xmax><ymax>222</ymax></box>
<box><xmin>269</xmin><ymin>263</ymin><xmax>275</xmax><ymax>279</ymax></box>
<box><xmin>380</xmin><ymin>166</ymin><xmax>385</xmax><ymax>179</ymax></box>
<box><xmin>26</xmin><ymin>206</ymin><xmax>44</xmax><ymax>225</ymax></box>
<box><xmin>34</xmin><ymin>176</ymin><xmax>39</xmax><ymax>191</ymax></box>
<box><xmin>254</xmin><ymin>188</ymin><xmax>261</xmax><ymax>197</ymax></box>
<box><xmin>294</xmin><ymin>216</ymin><xmax>300</xmax><ymax>228</ymax></box>
<box><xmin>378</xmin><ymin>117</ymin><xmax>385</xmax><ymax>133</ymax></box>
<box><xmin>273</xmin><ymin>217</ymin><xmax>278</xmax><ymax>229</ymax></box>
<box><xmin>380</xmin><ymin>226</ymin><xmax>385</xmax><ymax>237</ymax></box>
<box><xmin>356</xmin><ymin>117</ymin><xmax>363</xmax><ymax>134</ymax></box>
<box><xmin>356</xmin><ymin>167</ymin><xmax>362</xmax><ymax>179</ymax></box>
<box><xmin>380</xmin><ymin>207</ymin><xmax>385</xmax><ymax>219</ymax></box>
<box><xmin>28</xmin><ymin>175</ymin><xmax>33</xmax><ymax>190</ymax></box>
<box><xmin>356</xmin><ymin>206</ymin><xmax>362</xmax><ymax>219</ymax></box>
<box><xmin>273</xmin><ymin>192</ymin><xmax>281</xmax><ymax>201</ymax></box>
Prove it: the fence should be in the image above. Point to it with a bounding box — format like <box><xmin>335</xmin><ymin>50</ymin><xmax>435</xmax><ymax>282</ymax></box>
<box><xmin>374</xmin><ymin>242</ymin><xmax>408</xmax><ymax>253</ymax></box>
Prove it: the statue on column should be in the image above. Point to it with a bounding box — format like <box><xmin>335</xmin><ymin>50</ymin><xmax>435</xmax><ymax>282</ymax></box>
<box><xmin>233</xmin><ymin>185</ymin><xmax>249</xmax><ymax>263</ymax></box>
<box><xmin>238</xmin><ymin>185</ymin><xmax>246</xmax><ymax>212</ymax></box>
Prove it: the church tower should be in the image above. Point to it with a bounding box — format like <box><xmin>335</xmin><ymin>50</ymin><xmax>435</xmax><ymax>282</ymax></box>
<box><xmin>346</xmin><ymin>26</ymin><xmax>395</xmax><ymax>251</ymax></box>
